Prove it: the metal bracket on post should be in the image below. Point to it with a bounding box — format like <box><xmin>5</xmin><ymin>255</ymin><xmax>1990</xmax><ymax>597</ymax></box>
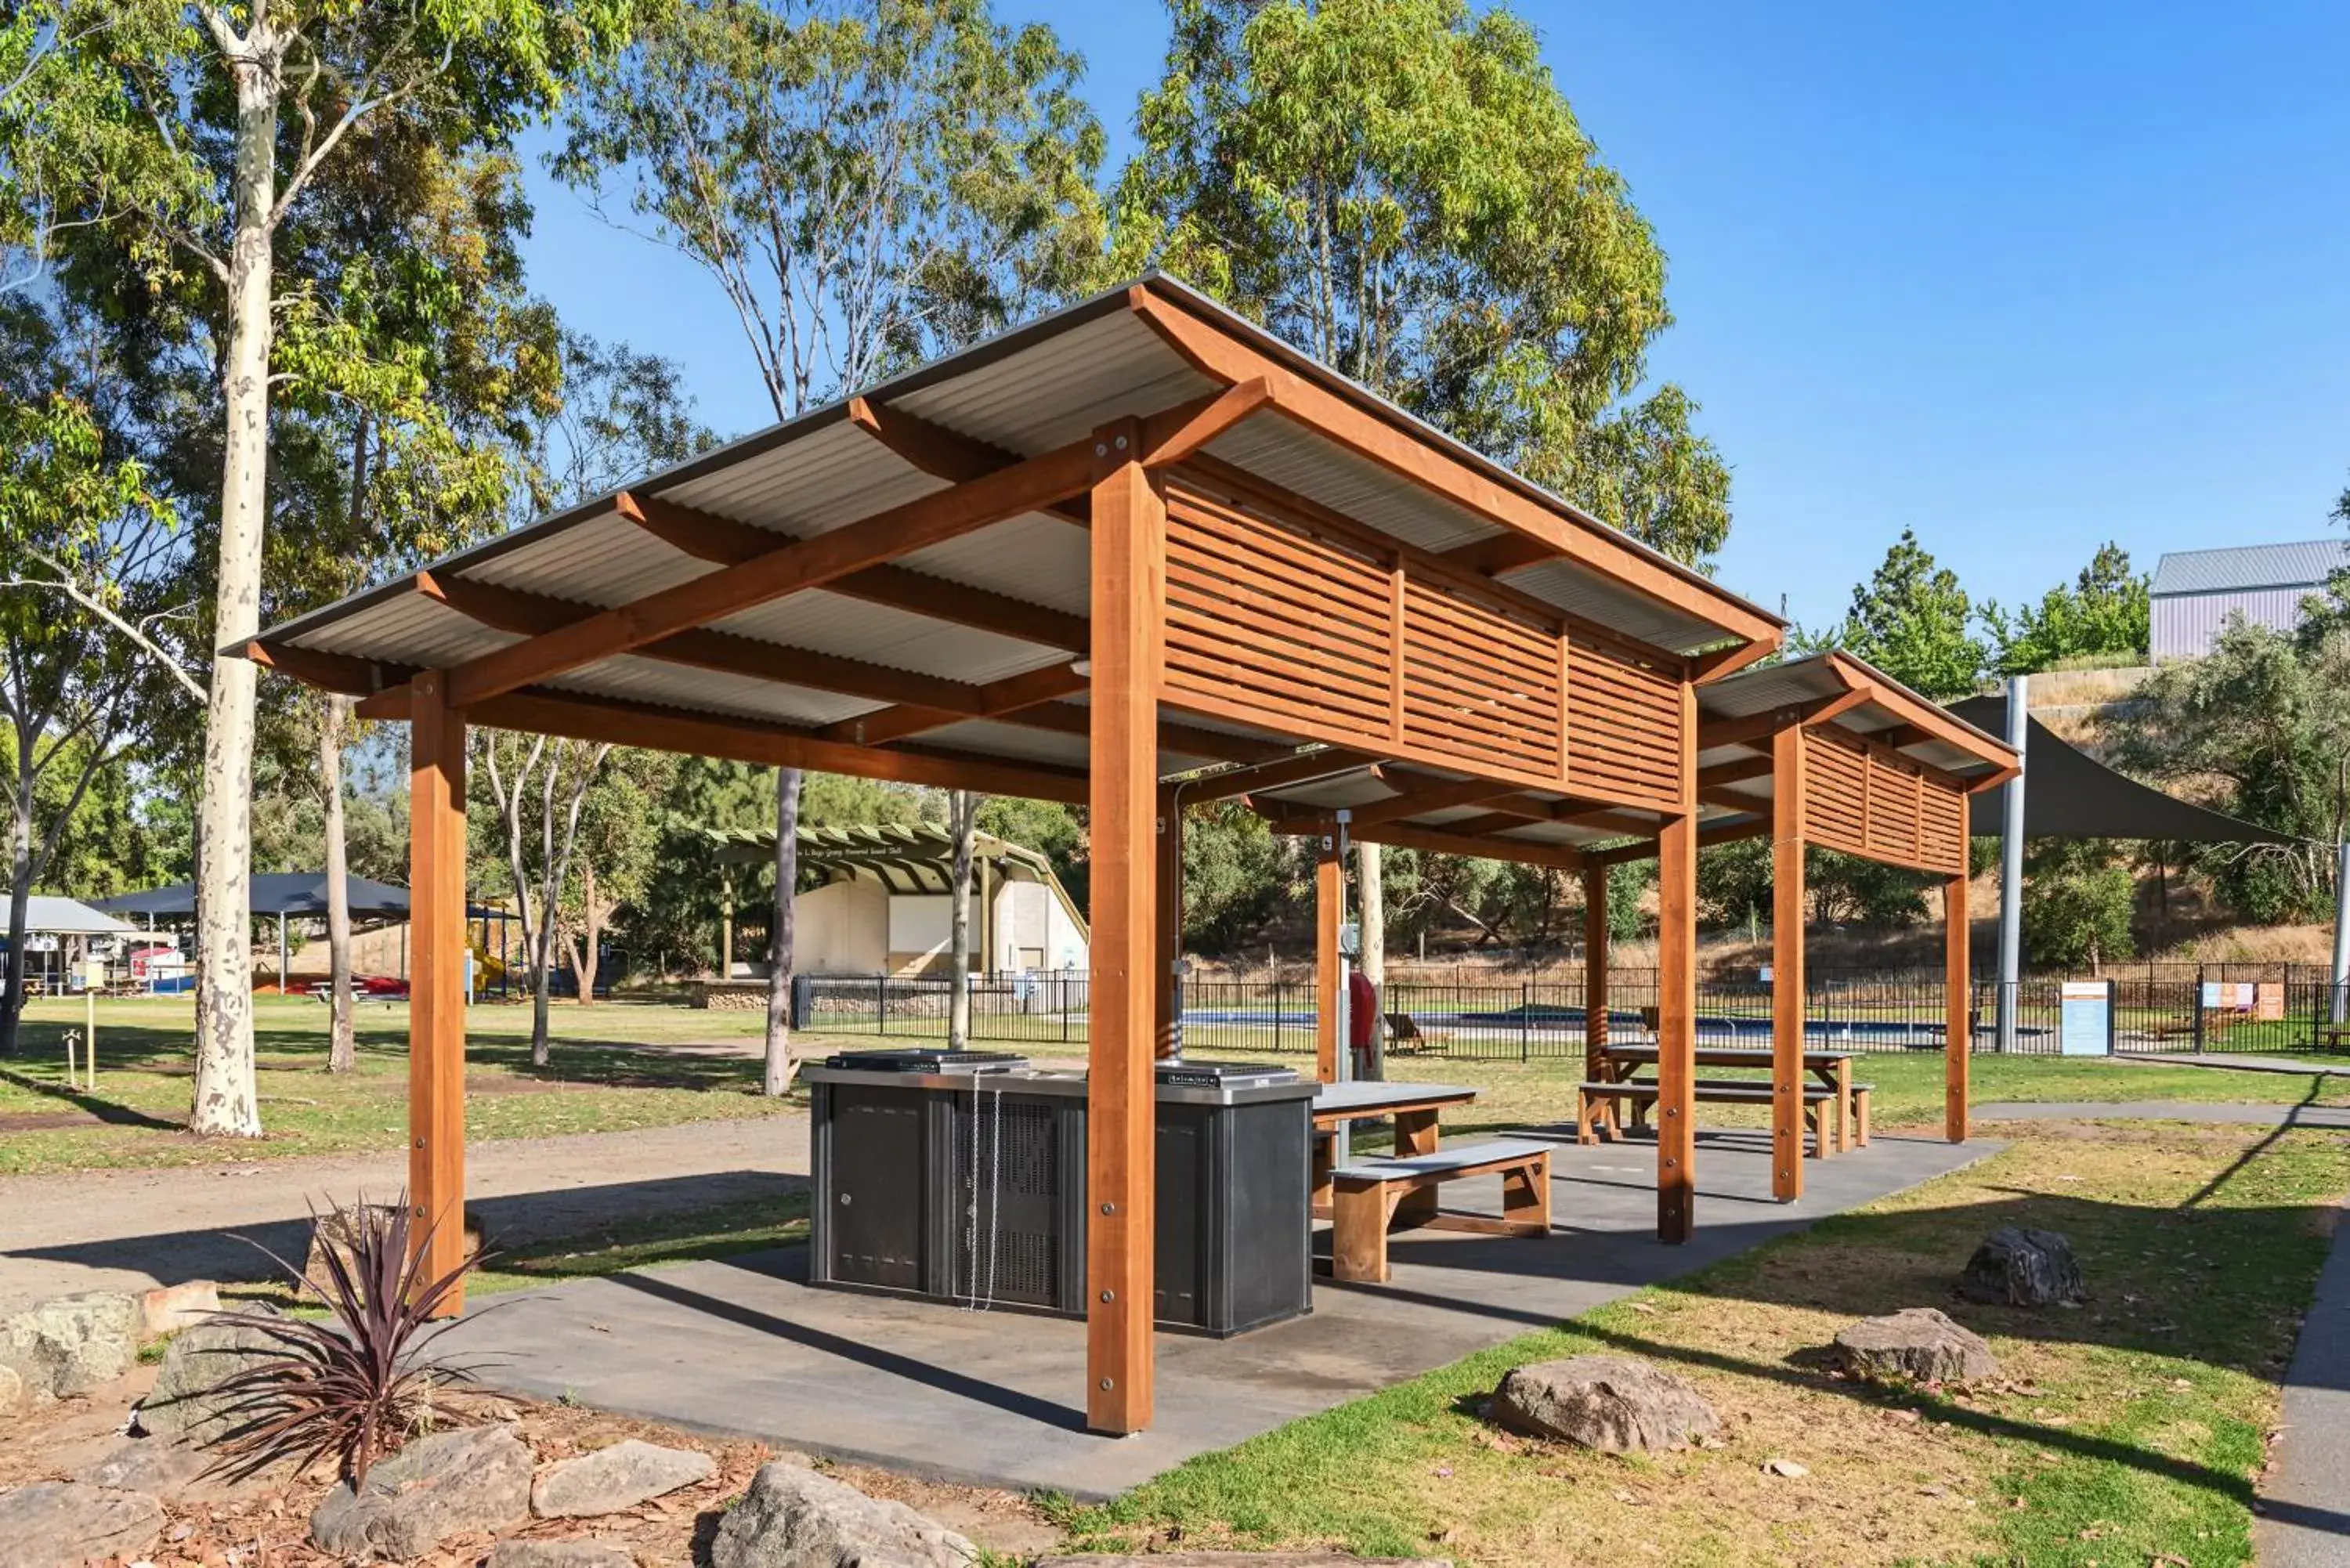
<box><xmin>1332</xmin><ymin>810</ymin><xmax>1353</xmax><ymax>1169</ymax></box>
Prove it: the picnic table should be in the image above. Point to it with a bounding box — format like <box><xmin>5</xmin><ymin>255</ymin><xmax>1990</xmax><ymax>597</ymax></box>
<box><xmin>1598</xmin><ymin>1044</ymin><xmax>1862</xmax><ymax>1153</ymax></box>
<box><xmin>1310</xmin><ymin>1079</ymin><xmax>1480</xmax><ymax>1225</ymax></box>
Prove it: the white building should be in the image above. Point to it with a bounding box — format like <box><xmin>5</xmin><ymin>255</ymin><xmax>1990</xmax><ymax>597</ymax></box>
<box><xmin>714</xmin><ymin>824</ymin><xmax>1088</xmax><ymax>977</ymax></box>
<box><xmin>2149</xmin><ymin>539</ymin><xmax>2350</xmax><ymax>661</ymax></box>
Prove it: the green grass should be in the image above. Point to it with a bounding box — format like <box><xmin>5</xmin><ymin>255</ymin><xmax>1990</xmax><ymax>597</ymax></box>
<box><xmin>468</xmin><ymin>1192</ymin><xmax>812</xmax><ymax>1295</ymax></box>
<box><xmin>228</xmin><ymin>1192</ymin><xmax>814</xmax><ymax>1313</ymax></box>
<box><xmin>0</xmin><ymin>994</ymin><xmax>792</xmax><ymax>1174</ymax></box>
<box><xmin>5</xmin><ymin>992</ymin><xmax>2344</xmax><ymax>1176</ymax></box>
<box><xmin>1061</xmin><ymin>1121</ymin><xmax>2348</xmax><ymax>1566</ymax></box>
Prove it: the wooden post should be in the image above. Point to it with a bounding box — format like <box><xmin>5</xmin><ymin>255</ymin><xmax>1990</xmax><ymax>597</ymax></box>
<box><xmin>1583</xmin><ymin>862</ymin><xmax>1610</xmax><ymax>1079</ymax></box>
<box><xmin>1946</xmin><ymin>871</ymin><xmax>1969</xmax><ymax>1142</ymax></box>
<box><xmin>408</xmin><ymin>670</ymin><xmax>468</xmax><ymax>1310</ymax></box>
<box><xmin>1155</xmin><ymin>788</ymin><xmax>1182</xmax><ymax>1059</ymax></box>
<box><xmin>1315</xmin><ymin>840</ymin><xmax>1343</xmax><ymax>1082</ymax></box>
<box><xmin>1085</xmin><ymin>419</ymin><xmax>1162</xmax><ymax>1436</ymax></box>
<box><xmin>1770</xmin><ymin>725</ymin><xmax>1806</xmax><ymax>1201</ymax></box>
<box><xmin>1657</xmin><ymin>681</ymin><xmax>1698</xmax><ymax>1244</ymax></box>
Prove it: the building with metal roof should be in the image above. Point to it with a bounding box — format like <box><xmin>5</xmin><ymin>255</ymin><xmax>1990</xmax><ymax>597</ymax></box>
<box><xmin>705</xmin><ymin>823</ymin><xmax>1087</xmax><ymax>975</ymax></box>
<box><xmin>2149</xmin><ymin>538</ymin><xmax>2349</xmax><ymax>661</ymax></box>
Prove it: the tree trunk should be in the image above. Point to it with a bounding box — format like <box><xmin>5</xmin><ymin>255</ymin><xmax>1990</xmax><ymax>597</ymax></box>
<box><xmin>1358</xmin><ymin>840</ymin><xmax>1384</xmax><ymax>986</ymax></box>
<box><xmin>1</xmin><ymin>782</ymin><xmax>31</xmax><ymax>1058</ymax></box>
<box><xmin>575</xmin><ymin>863</ymin><xmax>602</xmax><ymax>1004</ymax></box>
<box><xmin>191</xmin><ymin>44</ymin><xmax>280</xmax><ymax>1138</ymax></box>
<box><xmin>762</xmin><ymin>767</ymin><xmax>800</xmax><ymax>1097</ymax></box>
<box><xmin>947</xmin><ymin>791</ymin><xmax>978</xmax><ymax>1050</ymax></box>
<box><xmin>321</xmin><ymin>695</ymin><xmax>355</xmax><ymax>1072</ymax></box>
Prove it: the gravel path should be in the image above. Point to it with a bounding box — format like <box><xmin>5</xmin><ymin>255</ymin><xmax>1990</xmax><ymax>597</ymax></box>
<box><xmin>0</xmin><ymin>1114</ymin><xmax>808</xmax><ymax>1312</ymax></box>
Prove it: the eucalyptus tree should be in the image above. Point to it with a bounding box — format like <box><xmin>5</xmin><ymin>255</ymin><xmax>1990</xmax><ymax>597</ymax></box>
<box><xmin>0</xmin><ymin>301</ymin><xmax>179</xmax><ymax>1056</ymax></box>
<box><xmin>555</xmin><ymin>0</ymin><xmax>1105</xmax><ymax>1092</ymax></box>
<box><xmin>30</xmin><ymin>0</ymin><xmax>633</xmax><ymax>1134</ymax></box>
<box><xmin>1114</xmin><ymin>0</ymin><xmax>1728</xmax><ymax>565</ymax></box>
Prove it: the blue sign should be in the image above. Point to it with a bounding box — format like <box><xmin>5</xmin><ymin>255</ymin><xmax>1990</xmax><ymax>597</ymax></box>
<box><xmin>2059</xmin><ymin>981</ymin><xmax>2113</xmax><ymax>1056</ymax></box>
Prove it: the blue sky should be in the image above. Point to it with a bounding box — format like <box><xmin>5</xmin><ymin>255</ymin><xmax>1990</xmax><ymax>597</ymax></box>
<box><xmin>515</xmin><ymin>0</ymin><xmax>2350</xmax><ymax>634</ymax></box>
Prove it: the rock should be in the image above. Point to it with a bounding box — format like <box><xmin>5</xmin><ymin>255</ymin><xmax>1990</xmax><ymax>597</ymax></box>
<box><xmin>1958</xmin><ymin>1227</ymin><xmax>2084</xmax><ymax>1307</ymax></box>
<box><xmin>139</xmin><ymin>1281</ymin><xmax>222</xmax><ymax>1339</ymax></box>
<box><xmin>304</xmin><ymin>1204</ymin><xmax>485</xmax><ymax>1302</ymax></box>
<box><xmin>139</xmin><ymin>1303</ymin><xmax>289</xmax><ymax>1445</ymax></box>
<box><xmin>490</xmin><ymin>1541</ymin><xmax>640</xmax><ymax>1568</ymax></box>
<box><xmin>710</xmin><ymin>1461</ymin><xmax>978</xmax><ymax>1568</ymax></box>
<box><xmin>309</xmin><ymin>1424</ymin><xmax>533</xmax><ymax>1562</ymax></box>
<box><xmin>1035</xmin><ymin>1558</ymin><xmax>1453</xmax><ymax>1566</ymax></box>
<box><xmin>532</xmin><ymin>1438</ymin><xmax>715</xmax><ymax>1519</ymax></box>
<box><xmin>0</xmin><ymin>1363</ymin><xmax>20</xmax><ymax>1416</ymax></box>
<box><xmin>80</xmin><ymin>1436</ymin><xmax>210</xmax><ymax>1500</ymax></box>
<box><xmin>0</xmin><ymin>1481</ymin><xmax>164</xmax><ymax>1568</ymax></box>
<box><xmin>0</xmin><ymin>1291</ymin><xmax>140</xmax><ymax>1404</ymax></box>
<box><xmin>1832</xmin><ymin>1307</ymin><xmax>2000</xmax><ymax>1385</ymax></box>
<box><xmin>1763</xmin><ymin>1457</ymin><xmax>1810</xmax><ymax>1478</ymax></box>
<box><xmin>1488</xmin><ymin>1354</ymin><xmax>1720</xmax><ymax>1454</ymax></box>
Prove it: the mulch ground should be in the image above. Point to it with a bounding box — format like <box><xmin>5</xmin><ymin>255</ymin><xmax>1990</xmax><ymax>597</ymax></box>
<box><xmin>2</xmin><ymin>1364</ymin><xmax>1060</xmax><ymax>1566</ymax></box>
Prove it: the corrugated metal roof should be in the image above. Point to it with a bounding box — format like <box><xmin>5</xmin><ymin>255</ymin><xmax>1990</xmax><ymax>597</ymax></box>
<box><xmin>248</xmin><ymin>273</ymin><xmax>1795</xmax><ymax>801</ymax></box>
<box><xmin>2150</xmin><ymin>539</ymin><xmax>2349</xmax><ymax>597</ymax></box>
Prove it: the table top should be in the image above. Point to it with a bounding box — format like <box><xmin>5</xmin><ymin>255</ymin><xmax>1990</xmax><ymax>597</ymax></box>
<box><xmin>1602</xmin><ymin>1044</ymin><xmax>1853</xmax><ymax>1067</ymax></box>
<box><xmin>1311</xmin><ymin>1079</ymin><xmax>1480</xmax><ymax>1117</ymax></box>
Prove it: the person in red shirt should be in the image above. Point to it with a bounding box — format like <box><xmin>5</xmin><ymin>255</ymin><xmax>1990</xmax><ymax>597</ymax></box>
<box><xmin>1348</xmin><ymin>966</ymin><xmax>1379</xmax><ymax>1080</ymax></box>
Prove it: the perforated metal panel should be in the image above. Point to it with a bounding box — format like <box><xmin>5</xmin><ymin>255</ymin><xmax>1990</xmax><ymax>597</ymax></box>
<box><xmin>952</xmin><ymin>1096</ymin><xmax>1063</xmax><ymax>1308</ymax></box>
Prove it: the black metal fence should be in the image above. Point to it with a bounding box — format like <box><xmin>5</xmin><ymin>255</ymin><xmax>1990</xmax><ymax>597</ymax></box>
<box><xmin>797</xmin><ymin>960</ymin><xmax>2350</xmax><ymax>1060</ymax></box>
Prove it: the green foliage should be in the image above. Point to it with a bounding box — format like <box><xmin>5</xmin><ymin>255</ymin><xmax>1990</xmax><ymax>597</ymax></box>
<box><xmin>978</xmin><ymin>794</ymin><xmax>1086</xmax><ymax>912</ymax></box>
<box><xmin>1694</xmin><ymin>838</ymin><xmax>1929</xmax><ymax>933</ymax></box>
<box><xmin>1983</xmin><ymin>541</ymin><xmax>2148</xmax><ymax>675</ymax></box>
<box><xmin>1802</xmin><ymin>526</ymin><xmax>1985</xmax><ymax>699</ymax></box>
<box><xmin>1115</xmin><ymin>0</ymin><xmax>1730</xmax><ymax>566</ymax></box>
<box><xmin>555</xmin><ymin>0</ymin><xmax>1105</xmax><ymax>417</ymax></box>
<box><xmin>2104</xmin><ymin>618</ymin><xmax>2348</xmax><ymax>923</ymax></box>
<box><xmin>2023</xmin><ymin>839</ymin><xmax>2135</xmax><ymax>970</ymax></box>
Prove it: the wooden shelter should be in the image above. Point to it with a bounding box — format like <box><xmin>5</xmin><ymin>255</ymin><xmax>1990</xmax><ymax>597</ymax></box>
<box><xmin>239</xmin><ymin>274</ymin><xmax>1798</xmax><ymax>1437</ymax></box>
<box><xmin>1248</xmin><ymin>648</ymin><xmax>2016</xmax><ymax>1215</ymax></box>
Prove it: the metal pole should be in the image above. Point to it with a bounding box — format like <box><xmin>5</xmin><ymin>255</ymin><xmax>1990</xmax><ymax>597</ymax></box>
<box><xmin>278</xmin><ymin>911</ymin><xmax>288</xmax><ymax>998</ymax></box>
<box><xmin>2330</xmin><ymin>840</ymin><xmax>2350</xmax><ymax>1026</ymax></box>
<box><xmin>1995</xmin><ymin>674</ymin><xmax>2029</xmax><ymax>1053</ymax></box>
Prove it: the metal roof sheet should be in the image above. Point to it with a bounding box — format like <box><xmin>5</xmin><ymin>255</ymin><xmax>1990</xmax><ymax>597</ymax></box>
<box><xmin>248</xmin><ymin>273</ymin><xmax>1791</xmax><ymax>798</ymax></box>
<box><xmin>2149</xmin><ymin>539</ymin><xmax>2350</xmax><ymax>597</ymax></box>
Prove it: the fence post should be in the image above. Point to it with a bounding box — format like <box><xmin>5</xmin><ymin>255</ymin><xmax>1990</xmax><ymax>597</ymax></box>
<box><xmin>1520</xmin><ymin>981</ymin><xmax>1531</xmax><ymax>1064</ymax></box>
<box><xmin>2193</xmin><ymin>963</ymin><xmax>2204</xmax><ymax>1054</ymax></box>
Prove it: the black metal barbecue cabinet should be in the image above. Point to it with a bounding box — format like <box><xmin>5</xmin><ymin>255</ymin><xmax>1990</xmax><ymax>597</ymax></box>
<box><xmin>806</xmin><ymin>1050</ymin><xmax>1316</xmax><ymax>1335</ymax></box>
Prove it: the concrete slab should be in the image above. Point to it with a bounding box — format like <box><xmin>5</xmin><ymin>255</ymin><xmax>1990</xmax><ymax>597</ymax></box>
<box><xmin>1976</xmin><ymin>1100</ymin><xmax>2350</xmax><ymax>1129</ymax></box>
<box><xmin>455</xmin><ymin>1125</ymin><xmax>1994</xmax><ymax>1499</ymax></box>
<box><xmin>2256</xmin><ymin>1192</ymin><xmax>2350</xmax><ymax>1563</ymax></box>
<box><xmin>2117</xmin><ymin>1053</ymin><xmax>2350</xmax><ymax>1077</ymax></box>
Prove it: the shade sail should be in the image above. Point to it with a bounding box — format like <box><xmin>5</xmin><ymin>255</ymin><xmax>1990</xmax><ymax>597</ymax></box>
<box><xmin>92</xmin><ymin>873</ymin><xmax>418</xmax><ymax>921</ymax></box>
<box><xmin>2</xmin><ymin>894</ymin><xmax>136</xmax><ymax>936</ymax></box>
<box><xmin>1946</xmin><ymin>696</ymin><xmax>2304</xmax><ymax>845</ymax></box>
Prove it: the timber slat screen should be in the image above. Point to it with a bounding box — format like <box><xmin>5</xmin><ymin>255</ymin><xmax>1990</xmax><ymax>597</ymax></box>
<box><xmin>1800</xmin><ymin>727</ymin><xmax>1968</xmax><ymax>876</ymax></box>
<box><xmin>1159</xmin><ymin>475</ymin><xmax>1683</xmax><ymax>797</ymax></box>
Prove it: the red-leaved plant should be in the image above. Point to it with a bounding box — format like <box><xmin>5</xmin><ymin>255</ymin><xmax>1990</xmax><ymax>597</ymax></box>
<box><xmin>198</xmin><ymin>1194</ymin><xmax>495</xmax><ymax>1487</ymax></box>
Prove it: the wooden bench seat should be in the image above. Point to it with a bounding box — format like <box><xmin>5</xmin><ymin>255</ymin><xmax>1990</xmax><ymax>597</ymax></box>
<box><xmin>1329</xmin><ymin>1139</ymin><xmax>1552</xmax><ymax>1283</ymax></box>
<box><xmin>1577</xmin><ymin>1078</ymin><xmax>1871</xmax><ymax>1156</ymax></box>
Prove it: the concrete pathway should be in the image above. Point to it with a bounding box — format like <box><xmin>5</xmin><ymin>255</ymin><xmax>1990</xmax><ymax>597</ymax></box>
<box><xmin>1973</xmin><ymin>1100</ymin><xmax>2350</xmax><ymax>1128</ymax></box>
<box><xmin>2257</xmin><ymin>1194</ymin><xmax>2350</xmax><ymax>1563</ymax></box>
<box><xmin>454</xmin><ymin>1126</ymin><xmax>1995</xmax><ymax>1498</ymax></box>
<box><xmin>2119</xmin><ymin>1053</ymin><xmax>2350</xmax><ymax>1077</ymax></box>
<box><xmin>0</xmin><ymin>1116</ymin><xmax>806</xmax><ymax>1313</ymax></box>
